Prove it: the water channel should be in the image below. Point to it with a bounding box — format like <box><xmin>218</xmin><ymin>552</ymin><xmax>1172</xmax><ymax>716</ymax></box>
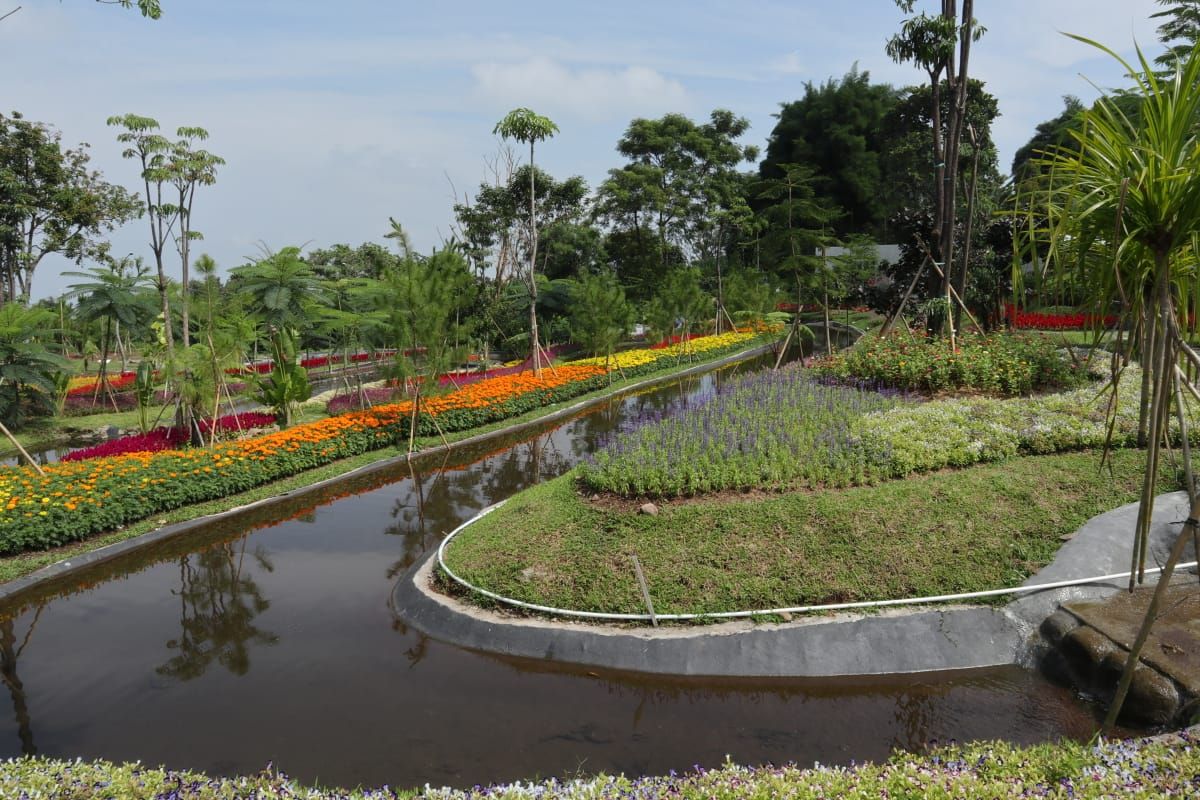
<box><xmin>0</xmin><ymin>356</ymin><xmax>1123</xmax><ymax>790</ymax></box>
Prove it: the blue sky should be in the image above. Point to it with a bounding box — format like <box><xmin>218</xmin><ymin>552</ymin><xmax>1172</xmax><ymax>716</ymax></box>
<box><xmin>3</xmin><ymin>0</ymin><xmax>1162</xmax><ymax>299</ymax></box>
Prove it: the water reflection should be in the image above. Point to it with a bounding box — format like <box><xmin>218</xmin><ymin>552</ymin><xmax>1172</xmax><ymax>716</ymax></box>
<box><xmin>158</xmin><ymin>541</ymin><xmax>277</xmax><ymax>682</ymax></box>
<box><xmin>0</xmin><ymin>605</ymin><xmax>42</xmax><ymax>754</ymax></box>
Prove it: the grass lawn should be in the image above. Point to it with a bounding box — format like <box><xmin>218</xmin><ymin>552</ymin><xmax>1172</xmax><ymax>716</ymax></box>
<box><xmin>443</xmin><ymin>448</ymin><xmax>1178</xmax><ymax>617</ymax></box>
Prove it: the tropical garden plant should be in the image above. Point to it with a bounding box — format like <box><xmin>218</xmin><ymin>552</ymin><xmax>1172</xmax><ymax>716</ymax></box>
<box><xmin>1016</xmin><ymin>34</ymin><xmax>1200</xmax><ymax>726</ymax></box>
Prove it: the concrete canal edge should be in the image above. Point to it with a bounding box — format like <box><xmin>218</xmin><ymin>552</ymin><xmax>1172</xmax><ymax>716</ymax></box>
<box><xmin>0</xmin><ymin>342</ymin><xmax>777</xmax><ymax>606</ymax></box>
<box><xmin>392</xmin><ymin>492</ymin><xmax>1194</xmax><ymax>678</ymax></box>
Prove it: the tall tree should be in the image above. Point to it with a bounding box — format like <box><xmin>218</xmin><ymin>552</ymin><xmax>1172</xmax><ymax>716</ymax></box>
<box><xmin>759</xmin><ymin>70</ymin><xmax>900</xmax><ymax>238</ymax></box>
<box><xmin>96</xmin><ymin>0</ymin><xmax>163</xmax><ymax>17</ymax></box>
<box><xmin>0</xmin><ymin>112</ymin><xmax>139</xmax><ymax>301</ymax></box>
<box><xmin>492</xmin><ymin>108</ymin><xmax>559</xmax><ymax>375</ymax></box>
<box><xmin>166</xmin><ymin>128</ymin><xmax>223</xmax><ymax>348</ymax></box>
<box><xmin>886</xmin><ymin>0</ymin><xmax>985</xmax><ymax>331</ymax></box>
<box><xmin>108</xmin><ymin>114</ymin><xmax>178</xmax><ymax>352</ymax></box>
<box><xmin>64</xmin><ymin>257</ymin><xmax>153</xmax><ymax>409</ymax></box>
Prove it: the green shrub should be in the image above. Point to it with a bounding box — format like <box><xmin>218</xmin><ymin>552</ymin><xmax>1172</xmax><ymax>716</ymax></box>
<box><xmin>813</xmin><ymin>331</ymin><xmax>1089</xmax><ymax>396</ymax></box>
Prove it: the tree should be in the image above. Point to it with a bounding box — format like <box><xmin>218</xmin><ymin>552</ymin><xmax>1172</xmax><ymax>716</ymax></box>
<box><xmin>643</xmin><ymin>267</ymin><xmax>712</xmax><ymax>358</ymax></box>
<box><xmin>1153</xmin><ymin>0</ymin><xmax>1200</xmax><ymax>68</ymax></box>
<box><xmin>304</xmin><ymin>242</ymin><xmax>398</xmax><ymax>282</ymax></box>
<box><xmin>166</xmin><ymin>128</ymin><xmax>223</xmax><ymax>348</ymax></box>
<box><xmin>64</xmin><ymin>257</ymin><xmax>153</xmax><ymax>409</ymax></box>
<box><xmin>569</xmin><ymin>271</ymin><xmax>633</xmax><ymax>375</ymax></box>
<box><xmin>1011</xmin><ymin>96</ymin><xmax>1085</xmax><ymax>181</ymax></box>
<box><xmin>759</xmin><ymin>70</ymin><xmax>900</xmax><ymax>238</ymax></box>
<box><xmin>0</xmin><ymin>303</ymin><xmax>68</xmax><ymax>429</ymax></box>
<box><xmin>373</xmin><ymin>243</ymin><xmax>476</xmax><ymax>450</ymax></box>
<box><xmin>492</xmin><ymin>108</ymin><xmax>559</xmax><ymax>375</ymax></box>
<box><xmin>230</xmin><ymin>247</ymin><xmax>328</xmax><ymax>427</ymax></box>
<box><xmin>96</xmin><ymin>0</ymin><xmax>163</xmax><ymax>18</ymax></box>
<box><xmin>886</xmin><ymin>0</ymin><xmax>985</xmax><ymax>333</ymax></box>
<box><xmin>0</xmin><ymin>112</ymin><xmax>139</xmax><ymax>301</ymax></box>
<box><xmin>597</xmin><ymin>110</ymin><xmax>758</xmax><ymax>321</ymax></box>
<box><xmin>1017</xmin><ymin>37</ymin><xmax>1200</xmax><ymax>727</ymax></box>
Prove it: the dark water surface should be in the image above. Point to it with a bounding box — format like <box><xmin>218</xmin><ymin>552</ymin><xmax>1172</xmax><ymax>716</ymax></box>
<box><xmin>0</xmin><ymin>358</ymin><xmax>1114</xmax><ymax>790</ymax></box>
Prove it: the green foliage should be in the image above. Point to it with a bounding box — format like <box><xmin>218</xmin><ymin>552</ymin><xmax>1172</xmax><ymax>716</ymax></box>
<box><xmin>1153</xmin><ymin>0</ymin><xmax>1200</xmax><ymax>68</ymax></box>
<box><xmin>568</xmin><ymin>271</ymin><xmax>634</xmax><ymax>365</ymax></box>
<box><xmin>643</xmin><ymin>267</ymin><xmax>711</xmax><ymax>347</ymax></box>
<box><xmin>814</xmin><ymin>332</ymin><xmax>1085</xmax><ymax>395</ymax></box>
<box><xmin>0</xmin><ymin>303</ymin><xmax>69</xmax><ymax>428</ymax></box>
<box><xmin>377</xmin><ymin>244</ymin><xmax>476</xmax><ymax>391</ymax></box>
<box><xmin>596</xmin><ymin>110</ymin><xmax>758</xmax><ymax>297</ymax></box>
<box><xmin>134</xmin><ymin>360</ymin><xmax>156</xmax><ymax>433</ymax></box>
<box><xmin>4</xmin><ymin>730</ymin><xmax>1200</xmax><ymax>798</ymax></box>
<box><xmin>250</xmin><ymin>332</ymin><xmax>310</xmax><ymax>429</ymax></box>
<box><xmin>759</xmin><ymin>70</ymin><xmax>899</xmax><ymax>237</ymax></box>
<box><xmin>0</xmin><ymin>112</ymin><xmax>141</xmax><ymax>299</ymax></box>
<box><xmin>230</xmin><ymin>246</ymin><xmax>328</xmax><ymax>337</ymax></box>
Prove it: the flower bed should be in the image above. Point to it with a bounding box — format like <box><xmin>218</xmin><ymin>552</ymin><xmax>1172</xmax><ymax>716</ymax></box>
<box><xmin>0</xmin><ymin>366</ymin><xmax>611</xmax><ymax>553</ymax></box>
<box><xmin>60</xmin><ymin>412</ymin><xmax>280</xmax><ymax>463</ymax></box>
<box><xmin>4</xmin><ymin>727</ymin><xmax>1192</xmax><ymax>798</ymax></box>
<box><xmin>812</xmin><ymin>331</ymin><xmax>1087</xmax><ymax>396</ymax></box>
<box><xmin>1005</xmin><ymin>303</ymin><xmax>1118</xmax><ymax>330</ymax></box>
<box><xmin>581</xmin><ymin>365</ymin><xmax>900</xmax><ymax>496</ymax></box>
<box><xmin>0</xmin><ymin>330</ymin><xmax>771</xmax><ymax>556</ymax></box>
<box><xmin>65</xmin><ymin>371</ymin><xmax>136</xmax><ymax>397</ymax></box>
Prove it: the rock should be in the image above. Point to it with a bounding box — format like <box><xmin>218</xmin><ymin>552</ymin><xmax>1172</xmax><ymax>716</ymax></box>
<box><xmin>1039</xmin><ymin>648</ymin><xmax>1074</xmax><ymax>686</ymax></box>
<box><xmin>1099</xmin><ymin>651</ymin><xmax>1181</xmax><ymax>726</ymax></box>
<box><xmin>639</xmin><ymin>503</ymin><xmax>660</xmax><ymax>516</ymax></box>
<box><xmin>778</xmin><ymin>612</ymin><xmax>794</xmax><ymax>622</ymax></box>
<box><xmin>1061</xmin><ymin>626</ymin><xmax>1117</xmax><ymax>682</ymax></box>
<box><xmin>1040</xmin><ymin>610</ymin><xmax>1080</xmax><ymax>646</ymax></box>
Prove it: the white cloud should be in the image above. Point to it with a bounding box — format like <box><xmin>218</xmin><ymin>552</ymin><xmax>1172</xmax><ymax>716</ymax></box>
<box><xmin>471</xmin><ymin>57</ymin><xmax>690</xmax><ymax>120</ymax></box>
<box><xmin>769</xmin><ymin>51</ymin><xmax>807</xmax><ymax>75</ymax></box>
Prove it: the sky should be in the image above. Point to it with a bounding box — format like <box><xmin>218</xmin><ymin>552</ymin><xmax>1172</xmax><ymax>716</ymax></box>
<box><xmin>2</xmin><ymin>0</ymin><xmax>1164</xmax><ymax>300</ymax></box>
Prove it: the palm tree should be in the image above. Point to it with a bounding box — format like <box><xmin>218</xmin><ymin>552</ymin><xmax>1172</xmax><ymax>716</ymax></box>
<box><xmin>230</xmin><ymin>247</ymin><xmax>328</xmax><ymax>427</ymax></box>
<box><xmin>493</xmin><ymin>108</ymin><xmax>559</xmax><ymax>375</ymax></box>
<box><xmin>1018</xmin><ymin>36</ymin><xmax>1200</xmax><ymax>727</ymax></box>
<box><xmin>64</xmin><ymin>257</ymin><xmax>154</xmax><ymax>409</ymax></box>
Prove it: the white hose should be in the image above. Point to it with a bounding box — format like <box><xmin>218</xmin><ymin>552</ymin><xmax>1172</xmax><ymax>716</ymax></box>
<box><xmin>436</xmin><ymin>500</ymin><xmax>1199</xmax><ymax>622</ymax></box>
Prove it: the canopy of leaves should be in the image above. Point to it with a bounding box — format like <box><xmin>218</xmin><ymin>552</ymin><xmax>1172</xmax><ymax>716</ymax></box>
<box><xmin>759</xmin><ymin>70</ymin><xmax>900</xmax><ymax>238</ymax></box>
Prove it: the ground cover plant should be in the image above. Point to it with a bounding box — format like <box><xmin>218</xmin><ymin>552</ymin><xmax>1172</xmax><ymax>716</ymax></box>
<box><xmin>0</xmin><ymin>330</ymin><xmax>769</xmax><ymax>556</ymax></box>
<box><xmin>4</xmin><ymin>723</ymin><xmax>1192</xmax><ymax>799</ymax></box>
<box><xmin>579</xmin><ymin>361</ymin><xmax>1176</xmax><ymax>497</ymax></box>
<box><xmin>812</xmin><ymin>331</ymin><xmax>1088</xmax><ymax>395</ymax></box>
<box><xmin>580</xmin><ymin>365</ymin><xmax>904</xmax><ymax>495</ymax></box>
<box><xmin>445</xmin><ymin>448</ymin><xmax>1179</xmax><ymax>616</ymax></box>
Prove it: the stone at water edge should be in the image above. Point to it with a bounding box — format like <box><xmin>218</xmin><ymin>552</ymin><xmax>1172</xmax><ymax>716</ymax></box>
<box><xmin>639</xmin><ymin>503</ymin><xmax>659</xmax><ymax>516</ymax></box>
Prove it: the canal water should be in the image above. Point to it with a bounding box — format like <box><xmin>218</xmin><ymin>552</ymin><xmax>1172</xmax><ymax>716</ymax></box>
<box><xmin>0</xmin><ymin>357</ymin><xmax>1119</xmax><ymax>790</ymax></box>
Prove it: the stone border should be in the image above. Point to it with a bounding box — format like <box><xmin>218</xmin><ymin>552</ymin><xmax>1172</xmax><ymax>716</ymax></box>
<box><xmin>392</xmin><ymin>489</ymin><xmax>1192</xmax><ymax>677</ymax></box>
<box><xmin>0</xmin><ymin>342</ymin><xmax>776</xmax><ymax>605</ymax></box>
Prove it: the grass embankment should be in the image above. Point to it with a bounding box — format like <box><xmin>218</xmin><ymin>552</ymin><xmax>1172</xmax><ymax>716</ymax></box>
<box><xmin>443</xmin><ymin>448</ymin><xmax>1179</xmax><ymax>616</ymax></box>
<box><xmin>3</xmin><ymin>729</ymin><xmax>1197</xmax><ymax>798</ymax></box>
<box><xmin>0</xmin><ymin>339</ymin><xmax>772</xmax><ymax>585</ymax></box>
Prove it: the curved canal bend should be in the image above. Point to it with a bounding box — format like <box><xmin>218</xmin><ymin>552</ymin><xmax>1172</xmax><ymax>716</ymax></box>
<box><xmin>0</xmin><ymin>356</ymin><xmax>1125</xmax><ymax>789</ymax></box>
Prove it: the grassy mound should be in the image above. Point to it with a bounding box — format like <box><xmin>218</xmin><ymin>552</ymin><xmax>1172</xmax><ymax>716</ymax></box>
<box><xmin>444</xmin><ymin>449</ymin><xmax>1178</xmax><ymax>617</ymax></box>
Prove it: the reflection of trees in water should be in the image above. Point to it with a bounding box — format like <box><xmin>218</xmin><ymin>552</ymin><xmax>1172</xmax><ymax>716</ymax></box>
<box><xmin>891</xmin><ymin>686</ymin><xmax>941</xmax><ymax>753</ymax></box>
<box><xmin>0</xmin><ymin>604</ymin><xmax>44</xmax><ymax>754</ymax></box>
<box><xmin>157</xmin><ymin>539</ymin><xmax>278</xmax><ymax>681</ymax></box>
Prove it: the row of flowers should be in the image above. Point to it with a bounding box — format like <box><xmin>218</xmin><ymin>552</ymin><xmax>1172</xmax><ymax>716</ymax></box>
<box><xmin>0</xmin><ymin>330</ymin><xmax>769</xmax><ymax>554</ymax></box>
<box><xmin>1004</xmin><ymin>304</ymin><xmax>1118</xmax><ymax>330</ymax></box>
<box><xmin>61</xmin><ymin>412</ymin><xmax>278</xmax><ymax>463</ymax></box>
